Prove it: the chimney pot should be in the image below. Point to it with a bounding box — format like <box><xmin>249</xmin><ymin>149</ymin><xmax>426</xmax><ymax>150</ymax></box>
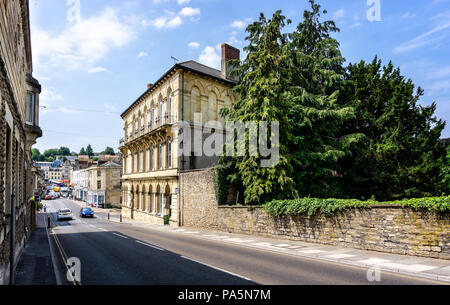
<box><xmin>147</xmin><ymin>83</ymin><xmax>153</xmax><ymax>89</ymax></box>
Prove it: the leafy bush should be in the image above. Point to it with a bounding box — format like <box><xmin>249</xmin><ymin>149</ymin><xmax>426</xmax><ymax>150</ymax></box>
<box><xmin>263</xmin><ymin>196</ymin><xmax>450</xmax><ymax>217</ymax></box>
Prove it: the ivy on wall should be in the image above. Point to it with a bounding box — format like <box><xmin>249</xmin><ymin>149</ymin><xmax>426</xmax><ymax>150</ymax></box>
<box><xmin>213</xmin><ymin>166</ymin><xmax>230</xmax><ymax>205</ymax></box>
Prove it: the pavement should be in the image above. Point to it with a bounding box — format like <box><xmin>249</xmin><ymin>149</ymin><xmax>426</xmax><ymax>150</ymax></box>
<box><xmin>14</xmin><ymin>212</ymin><xmax>57</xmax><ymax>285</ymax></box>
<box><xmin>13</xmin><ymin>198</ymin><xmax>450</xmax><ymax>285</ymax></box>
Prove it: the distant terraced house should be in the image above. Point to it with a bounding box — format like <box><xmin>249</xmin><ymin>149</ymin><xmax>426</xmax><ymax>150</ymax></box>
<box><xmin>119</xmin><ymin>43</ymin><xmax>240</xmax><ymax>226</ymax></box>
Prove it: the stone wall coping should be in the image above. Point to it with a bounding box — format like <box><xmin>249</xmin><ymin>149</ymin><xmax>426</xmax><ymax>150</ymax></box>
<box><xmin>218</xmin><ymin>204</ymin><xmax>408</xmax><ymax>210</ymax></box>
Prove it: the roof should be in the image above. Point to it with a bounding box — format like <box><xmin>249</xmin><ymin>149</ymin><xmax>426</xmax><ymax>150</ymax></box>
<box><xmin>99</xmin><ymin>161</ymin><xmax>121</xmax><ymax>168</ymax></box>
<box><xmin>121</xmin><ymin>60</ymin><xmax>237</xmax><ymax>118</ymax></box>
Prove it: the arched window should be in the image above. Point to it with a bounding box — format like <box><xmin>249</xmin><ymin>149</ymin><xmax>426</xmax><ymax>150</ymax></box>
<box><xmin>148</xmin><ymin>186</ymin><xmax>152</xmax><ymax>212</ymax></box>
<box><xmin>151</xmin><ymin>145</ymin><xmax>155</xmax><ymax>170</ymax></box>
<box><xmin>159</xmin><ymin>142</ymin><xmax>163</xmax><ymax>170</ymax></box>
<box><xmin>159</xmin><ymin>97</ymin><xmax>163</xmax><ymax>124</ymax></box>
<box><xmin>167</xmin><ymin>140</ymin><xmax>172</xmax><ymax>168</ymax></box>
<box><xmin>168</xmin><ymin>91</ymin><xmax>173</xmax><ymax>123</ymax></box>
<box><xmin>156</xmin><ymin>185</ymin><xmax>161</xmax><ymax>214</ymax></box>
<box><xmin>151</xmin><ymin>104</ymin><xmax>155</xmax><ymax>127</ymax></box>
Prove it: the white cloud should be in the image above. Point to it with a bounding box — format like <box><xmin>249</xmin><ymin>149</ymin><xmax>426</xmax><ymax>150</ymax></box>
<box><xmin>177</xmin><ymin>0</ymin><xmax>191</xmax><ymax>4</ymax></box>
<box><xmin>40</xmin><ymin>88</ymin><xmax>63</xmax><ymax>104</ymax></box>
<box><xmin>230</xmin><ymin>20</ymin><xmax>245</xmax><ymax>29</ymax></box>
<box><xmin>32</xmin><ymin>7</ymin><xmax>135</xmax><ymax>72</ymax></box>
<box><xmin>88</xmin><ymin>67</ymin><xmax>108</xmax><ymax>74</ymax></box>
<box><xmin>401</xmin><ymin>12</ymin><xmax>416</xmax><ymax>19</ymax></box>
<box><xmin>188</xmin><ymin>42</ymin><xmax>200</xmax><ymax>48</ymax></box>
<box><xmin>395</xmin><ymin>21</ymin><xmax>450</xmax><ymax>53</ymax></box>
<box><xmin>228</xmin><ymin>31</ymin><xmax>242</xmax><ymax>45</ymax></box>
<box><xmin>138</xmin><ymin>51</ymin><xmax>149</xmax><ymax>58</ymax></box>
<box><xmin>199</xmin><ymin>45</ymin><xmax>221</xmax><ymax>69</ymax></box>
<box><xmin>179</xmin><ymin>7</ymin><xmax>200</xmax><ymax>17</ymax></box>
<box><xmin>142</xmin><ymin>7</ymin><xmax>200</xmax><ymax>29</ymax></box>
<box><xmin>168</xmin><ymin>16</ymin><xmax>183</xmax><ymax>27</ymax></box>
<box><xmin>428</xmin><ymin>66</ymin><xmax>450</xmax><ymax>80</ymax></box>
<box><xmin>333</xmin><ymin>8</ymin><xmax>345</xmax><ymax>19</ymax></box>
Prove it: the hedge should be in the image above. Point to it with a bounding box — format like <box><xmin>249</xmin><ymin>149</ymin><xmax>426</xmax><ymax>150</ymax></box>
<box><xmin>262</xmin><ymin>196</ymin><xmax>450</xmax><ymax>217</ymax></box>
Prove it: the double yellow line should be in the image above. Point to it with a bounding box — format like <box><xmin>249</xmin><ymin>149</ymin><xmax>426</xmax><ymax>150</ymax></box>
<box><xmin>48</xmin><ymin>216</ymin><xmax>82</xmax><ymax>286</ymax></box>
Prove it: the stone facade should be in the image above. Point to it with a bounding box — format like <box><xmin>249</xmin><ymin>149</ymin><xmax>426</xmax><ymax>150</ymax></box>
<box><xmin>181</xmin><ymin>168</ymin><xmax>450</xmax><ymax>260</ymax></box>
<box><xmin>73</xmin><ymin>162</ymin><xmax>122</xmax><ymax>208</ymax></box>
<box><xmin>120</xmin><ymin>44</ymin><xmax>239</xmax><ymax>226</ymax></box>
<box><xmin>0</xmin><ymin>0</ymin><xmax>42</xmax><ymax>284</ymax></box>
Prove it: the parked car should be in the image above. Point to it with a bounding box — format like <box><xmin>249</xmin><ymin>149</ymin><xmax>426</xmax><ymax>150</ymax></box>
<box><xmin>44</xmin><ymin>195</ymin><xmax>53</xmax><ymax>200</ymax></box>
<box><xmin>80</xmin><ymin>207</ymin><xmax>94</xmax><ymax>218</ymax></box>
<box><xmin>57</xmin><ymin>208</ymin><xmax>73</xmax><ymax>221</ymax></box>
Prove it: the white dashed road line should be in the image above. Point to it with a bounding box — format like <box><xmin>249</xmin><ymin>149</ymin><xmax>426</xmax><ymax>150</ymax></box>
<box><xmin>181</xmin><ymin>256</ymin><xmax>252</xmax><ymax>281</ymax></box>
<box><xmin>136</xmin><ymin>240</ymin><xmax>165</xmax><ymax>251</ymax></box>
<box><xmin>113</xmin><ymin>233</ymin><xmax>129</xmax><ymax>239</ymax></box>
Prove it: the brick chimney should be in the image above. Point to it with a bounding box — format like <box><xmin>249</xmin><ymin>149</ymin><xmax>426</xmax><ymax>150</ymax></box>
<box><xmin>221</xmin><ymin>43</ymin><xmax>240</xmax><ymax>80</ymax></box>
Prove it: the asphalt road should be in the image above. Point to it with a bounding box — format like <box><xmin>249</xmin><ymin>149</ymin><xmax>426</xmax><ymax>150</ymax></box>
<box><xmin>45</xmin><ymin>198</ymin><xmax>441</xmax><ymax>285</ymax></box>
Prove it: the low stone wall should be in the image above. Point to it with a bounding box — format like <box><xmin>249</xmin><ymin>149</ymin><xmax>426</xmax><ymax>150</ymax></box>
<box><xmin>217</xmin><ymin>206</ymin><xmax>450</xmax><ymax>260</ymax></box>
<box><xmin>180</xmin><ymin>169</ymin><xmax>450</xmax><ymax>259</ymax></box>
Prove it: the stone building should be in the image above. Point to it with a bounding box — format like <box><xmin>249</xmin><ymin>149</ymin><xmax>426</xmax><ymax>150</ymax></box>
<box><xmin>73</xmin><ymin>169</ymin><xmax>89</xmax><ymax>201</ymax></box>
<box><xmin>0</xmin><ymin>0</ymin><xmax>42</xmax><ymax>284</ymax></box>
<box><xmin>47</xmin><ymin>167</ymin><xmax>62</xmax><ymax>181</ymax></box>
<box><xmin>119</xmin><ymin>43</ymin><xmax>240</xmax><ymax>226</ymax></box>
<box><xmin>85</xmin><ymin>161</ymin><xmax>122</xmax><ymax>208</ymax></box>
<box><xmin>73</xmin><ymin>161</ymin><xmax>122</xmax><ymax>208</ymax></box>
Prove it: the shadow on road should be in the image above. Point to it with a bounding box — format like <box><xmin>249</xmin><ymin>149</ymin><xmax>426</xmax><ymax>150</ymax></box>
<box><xmin>50</xmin><ymin>228</ymin><xmax>258</xmax><ymax>285</ymax></box>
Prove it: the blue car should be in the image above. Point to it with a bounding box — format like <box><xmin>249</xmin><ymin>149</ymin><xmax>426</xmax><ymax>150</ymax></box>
<box><xmin>80</xmin><ymin>207</ymin><xmax>94</xmax><ymax>218</ymax></box>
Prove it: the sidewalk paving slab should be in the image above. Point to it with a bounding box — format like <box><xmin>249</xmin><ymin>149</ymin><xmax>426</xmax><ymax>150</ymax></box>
<box><xmin>14</xmin><ymin>212</ymin><xmax>57</xmax><ymax>285</ymax></box>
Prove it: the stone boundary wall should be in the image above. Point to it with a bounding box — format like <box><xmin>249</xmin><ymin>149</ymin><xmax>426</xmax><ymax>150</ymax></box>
<box><xmin>180</xmin><ymin>168</ymin><xmax>218</xmax><ymax>228</ymax></box>
<box><xmin>180</xmin><ymin>168</ymin><xmax>450</xmax><ymax>260</ymax></box>
<box><xmin>217</xmin><ymin>206</ymin><xmax>449</xmax><ymax>260</ymax></box>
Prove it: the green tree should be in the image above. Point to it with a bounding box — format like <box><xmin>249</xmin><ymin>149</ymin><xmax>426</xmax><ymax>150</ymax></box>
<box><xmin>32</xmin><ymin>148</ymin><xmax>41</xmax><ymax>161</ymax></box>
<box><xmin>221</xmin><ymin>0</ymin><xmax>358</xmax><ymax>204</ymax></box>
<box><xmin>79</xmin><ymin>147</ymin><xmax>86</xmax><ymax>155</ymax></box>
<box><xmin>58</xmin><ymin>146</ymin><xmax>71</xmax><ymax>156</ymax></box>
<box><xmin>443</xmin><ymin>149</ymin><xmax>450</xmax><ymax>194</ymax></box>
<box><xmin>43</xmin><ymin>148</ymin><xmax>58</xmax><ymax>158</ymax></box>
<box><xmin>220</xmin><ymin>10</ymin><xmax>295</xmax><ymax>205</ymax></box>
<box><xmin>86</xmin><ymin>144</ymin><xmax>94</xmax><ymax>157</ymax></box>
<box><xmin>101</xmin><ymin>147</ymin><xmax>115</xmax><ymax>155</ymax></box>
<box><xmin>337</xmin><ymin>58</ymin><xmax>447</xmax><ymax>200</ymax></box>
<box><xmin>286</xmin><ymin>0</ymin><xmax>359</xmax><ymax>198</ymax></box>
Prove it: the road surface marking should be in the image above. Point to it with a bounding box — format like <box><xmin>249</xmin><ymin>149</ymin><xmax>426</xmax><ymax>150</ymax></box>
<box><xmin>136</xmin><ymin>240</ymin><xmax>165</xmax><ymax>251</ymax></box>
<box><xmin>183</xmin><ymin>231</ymin><xmax>200</xmax><ymax>234</ymax></box>
<box><xmin>274</xmin><ymin>244</ymin><xmax>291</xmax><ymax>247</ymax></box>
<box><xmin>181</xmin><ymin>256</ymin><xmax>252</xmax><ymax>281</ymax></box>
<box><xmin>98</xmin><ymin>228</ymin><xmax>108</xmax><ymax>232</ymax></box>
<box><xmin>112</xmin><ymin>233</ymin><xmax>129</xmax><ymax>239</ymax></box>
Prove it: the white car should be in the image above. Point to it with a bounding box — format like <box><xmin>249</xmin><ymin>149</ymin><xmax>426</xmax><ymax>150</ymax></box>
<box><xmin>57</xmin><ymin>208</ymin><xmax>73</xmax><ymax>221</ymax></box>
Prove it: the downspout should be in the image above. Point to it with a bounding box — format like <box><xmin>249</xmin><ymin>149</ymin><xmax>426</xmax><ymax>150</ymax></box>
<box><xmin>177</xmin><ymin>70</ymin><xmax>185</xmax><ymax>227</ymax></box>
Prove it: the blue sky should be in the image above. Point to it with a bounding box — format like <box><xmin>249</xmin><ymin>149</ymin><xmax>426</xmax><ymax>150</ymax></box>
<box><xmin>29</xmin><ymin>0</ymin><xmax>450</xmax><ymax>153</ymax></box>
